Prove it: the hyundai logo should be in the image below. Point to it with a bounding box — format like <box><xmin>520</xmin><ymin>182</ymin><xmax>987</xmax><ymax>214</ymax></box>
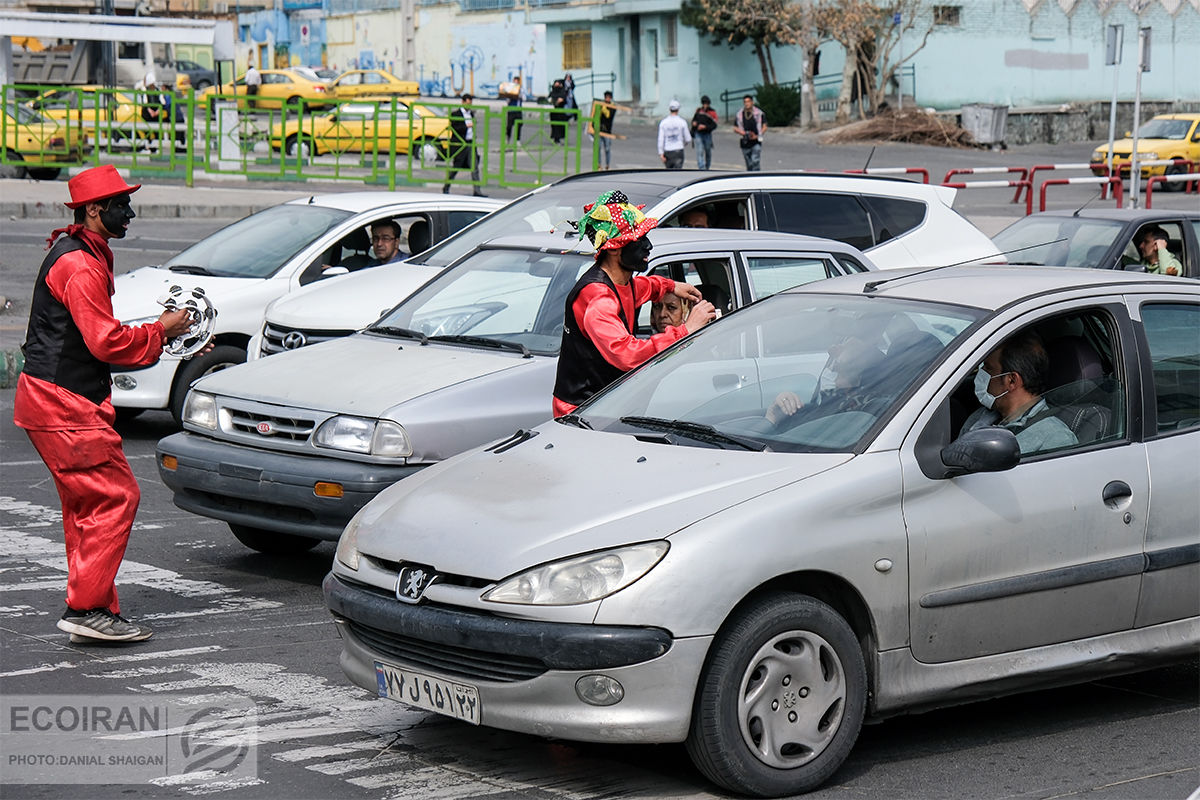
<box><xmin>256</xmin><ymin>421</ymin><xmax>274</xmax><ymax>435</ymax></box>
<box><xmin>282</xmin><ymin>331</ymin><xmax>308</xmax><ymax>350</ymax></box>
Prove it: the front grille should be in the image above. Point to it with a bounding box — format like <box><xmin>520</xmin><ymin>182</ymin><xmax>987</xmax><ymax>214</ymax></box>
<box><xmin>346</xmin><ymin>619</ymin><xmax>548</xmax><ymax>683</ymax></box>
<box><xmin>362</xmin><ymin>555</ymin><xmax>492</xmax><ymax>591</ymax></box>
<box><xmin>260</xmin><ymin>323</ymin><xmax>355</xmax><ymax>357</ymax></box>
<box><xmin>184</xmin><ymin>489</ymin><xmax>318</xmax><ymax>524</ymax></box>
<box><xmin>226</xmin><ymin>407</ymin><xmax>316</xmax><ymax>442</ymax></box>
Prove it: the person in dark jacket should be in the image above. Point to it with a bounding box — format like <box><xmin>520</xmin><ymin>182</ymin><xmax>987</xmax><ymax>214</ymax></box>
<box><xmin>443</xmin><ymin>93</ymin><xmax>485</xmax><ymax>196</ymax></box>
<box><xmin>549</xmin><ymin>80</ymin><xmax>570</xmax><ymax>144</ymax></box>
<box><xmin>691</xmin><ymin>95</ymin><xmax>719</xmax><ymax>170</ymax></box>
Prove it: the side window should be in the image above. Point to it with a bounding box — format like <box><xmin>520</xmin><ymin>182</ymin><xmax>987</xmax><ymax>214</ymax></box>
<box><xmin>446</xmin><ymin>210</ymin><xmax>489</xmax><ymax>238</ymax></box>
<box><xmin>1127</xmin><ymin>221</ymin><xmax>1185</xmax><ymax>270</ymax></box>
<box><xmin>365</xmin><ymin>73</ymin><xmax>385</xmax><ymax>84</ymax></box>
<box><xmin>861</xmin><ymin>196</ymin><xmax>926</xmax><ymax>245</ymax></box>
<box><xmin>768</xmin><ymin>193</ymin><xmax>874</xmax><ymax>251</ymax></box>
<box><xmin>1141</xmin><ymin>303</ymin><xmax>1200</xmax><ymax>433</ymax></box>
<box><xmin>636</xmin><ymin>258</ymin><xmax>734</xmax><ymax>332</ymax></box>
<box><xmin>745</xmin><ymin>255</ymin><xmax>837</xmax><ymax>299</ymax></box>
<box><xmin>664</xmin><ymin>198</ymin><xmax>749</xmax><ymax>231</ymax></box>
<box><xmin>949</xmin><ymin>309</ymin><xmax>1126</xmax><ymax>457</ymax></box>
<box><xmin>339</xmin><ymin>73</ymin><xmax>361</xmax><ymax>86</ymax></box>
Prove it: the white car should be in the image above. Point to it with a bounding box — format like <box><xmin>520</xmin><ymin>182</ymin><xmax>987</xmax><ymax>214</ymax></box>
<box><xmin>249</xmin><ymin>170</ymin><xmax>998</xmax><ymax>360</ymax></box>
<box><xmin>110</xmin><ymin>192</ymin><xmax>502</xmax><ymax>421</ymax></box>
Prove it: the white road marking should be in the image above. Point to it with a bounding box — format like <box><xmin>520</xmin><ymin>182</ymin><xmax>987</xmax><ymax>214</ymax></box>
<box><xmin>4</xmin><ymin>454</ymin><xmax>157</xmax><ymax>467</ymax></box>
<box><xmin>0</xmin><ymin>645</ymin><xmax>225</xmax><ymax>678</ymax></box>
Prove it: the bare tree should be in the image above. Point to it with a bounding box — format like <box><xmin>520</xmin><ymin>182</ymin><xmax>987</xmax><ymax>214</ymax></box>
<box><xmin>681</xmin><ymin>0</ymin><xmax>793</xmax><ymax>85</ymax></box>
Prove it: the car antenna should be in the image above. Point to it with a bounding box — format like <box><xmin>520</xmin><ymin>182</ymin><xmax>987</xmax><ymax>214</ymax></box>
<box><xmin>308</xmin><ymin>196</ymin><xmax>315</xmax><ymax>204</ymax></box>
<box><xmin>862</xmin><ymin>145</ymin><xmax>876</xmax><ymax>172</ymax></box>
<box><xmin>1071</xmin><ymin>188</ymin><xmax>1105</xmax><ymax>217</ymax></box>
<box><xmin>861</xmin><ymin>238</ymin><xmax>1069</xmax><ymax>293</ymax></box>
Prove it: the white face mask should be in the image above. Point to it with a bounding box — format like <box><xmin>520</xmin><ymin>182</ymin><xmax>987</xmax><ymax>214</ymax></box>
<box><xmin>973</xmin><ymin>366</ymin><xmax>1010</xmax><ymax>410</ymax></box>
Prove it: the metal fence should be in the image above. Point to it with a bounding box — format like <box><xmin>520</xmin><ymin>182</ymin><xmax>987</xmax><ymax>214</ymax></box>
<box><xmin>2</xmin><ymin>84</ymin><xmax>594</xmax><ymax>191</ymax></box>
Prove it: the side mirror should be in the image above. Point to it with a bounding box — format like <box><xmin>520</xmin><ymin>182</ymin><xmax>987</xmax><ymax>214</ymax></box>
<box><xmin>940</xmin><ymin>427</ymin><xmax>1020</xmax><ymax>477</ymax></box>
<box><xmin>321</xmin><ymin>265</ymin><xmax>349</xmax><ymax>277</ymax></box>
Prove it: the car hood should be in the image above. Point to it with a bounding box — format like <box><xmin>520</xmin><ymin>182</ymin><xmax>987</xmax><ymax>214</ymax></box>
<box><xmin>194</xmin><ymin>333</ymin><xmax>527</xmax><ymax>416</ymax></box>
<box><xmin>264</xmin><ymin>263</ymin><xmax>443</xmax><ymax>330</ymax></box>
<box><xmin>113</xmin><ymin>266</ymin><xmax>255</xmax><ymax>322</ymax></box>
<box><xmin>353</xmin><ymin>422</ymin><xmax>850</xmax><ymax>580</ymax></box>
<box><xmin>1099</xmin><ymin>137</ymin><xmax>1185</xmax><ymax>153</ymax></box>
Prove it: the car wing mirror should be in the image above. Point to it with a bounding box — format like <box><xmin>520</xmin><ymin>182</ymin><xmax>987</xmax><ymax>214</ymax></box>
<box><xmin>321</xmin><ymin>265</ymin><xmax>349</xmax><ymax>277</ymax></box>
<box><xmin>940</xmin><ymin>427</ymin><xmax>1020</xmax><ymax>477</ymax></box>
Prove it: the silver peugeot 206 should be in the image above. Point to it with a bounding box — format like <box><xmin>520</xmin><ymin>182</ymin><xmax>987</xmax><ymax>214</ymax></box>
<box><xmin>324</xmin><ymin>265</ymin><xmax>1198</xmax><ymax>797</ymax></box>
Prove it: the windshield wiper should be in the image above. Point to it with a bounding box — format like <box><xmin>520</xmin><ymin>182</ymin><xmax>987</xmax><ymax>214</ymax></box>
<box><xmin>619</xmin><ymin>415</ymin><xmax>768</xmax><ymax>451</ymax></box>
<box><xmin>557</xmin><ymin>413</ymin><xmax>592</xmax><ymax>429</ymax></box>
<box><xmin>428</xmin><ymin>334</ymin><xmax>532</xmax><ymax>358</ymax></box>
<box><xmin>367</xmin><ymin>325</ymin><xmax>428</xmax><ymax>344</ymax></box>
<box><xmin>167</xmin><ymin>265</ymin><xmax>218</xmax><ymax>275</ymax></box>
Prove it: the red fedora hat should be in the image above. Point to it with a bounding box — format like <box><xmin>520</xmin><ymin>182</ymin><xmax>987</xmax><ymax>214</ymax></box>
<box><xmin>64</xmin><ymin>165</ymin><xmax>141</xmax><ymax>209</ymax></box>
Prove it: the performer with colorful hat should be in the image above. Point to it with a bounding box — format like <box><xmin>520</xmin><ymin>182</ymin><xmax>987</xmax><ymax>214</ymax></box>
<box><xmin>552</xmin><ymin>190</ymin><xmax>716</xmax><ymax>417</ymax></box>
<box><xmin>15</xmin><ymin>165</ymin><xmax>197</xmax><ymax>644</ymax></box>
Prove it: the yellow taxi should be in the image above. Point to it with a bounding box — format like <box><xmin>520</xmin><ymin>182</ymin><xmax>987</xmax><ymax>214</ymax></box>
<box><xmin>24</xmin><ymin>85</ymin><xmax>141</xmax><ymax>138</ymax></box>
<box><xmin>269</xmin><ymin>100</ymin><xmax>450</xmax><ymax>160</ymax></box>
<box><xmin>1091</xmin><ymin>112</ymin><xmax>1200</xmax><ymax>189</ymax></box>
<box><xmin>199</xmin><ymin>68</ymin><xmax>331</xmax><ymax>110</ymax></box>
<box><xmin>328</xmin><ymin>69</ymin><xmax>419</xmax><ymax>99</ymax></box>
<box><xmin>2</xmin><ymin>104</ymin><xmax>85</xmax><ymax>179</ymax></box>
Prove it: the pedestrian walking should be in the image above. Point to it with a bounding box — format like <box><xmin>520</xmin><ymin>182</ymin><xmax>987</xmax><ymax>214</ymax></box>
<box><xmin>691</xmin><ymin>95</ymin><xmax>719</xmax><ymax>170</ymax></box>
<box><xmin>503</xmin><ymin>76</ymin><xmax>524</xmax><ymax>142</ymax></box>
<box><xmin>549</xmin><ymin>79</ymin><xmax>569</xmax><ymax>144</ymax></box>
<box><xmin>657</xmin><ymin>100</ymin><xmax>691</xmax><ymax>170</ymax></box>
<box><xmin>444</xmin><ymin>93</ymin><xmax>486</xmax><ymax>196</ymax></box>
<box><xmin>15</xmin><ymin>165</ymin><xmax>198</xmax><ymax>644</ymax></box>
<box><xmin>597</xmin><ymin>90</ymin><xmax>616</xmax><ymax>169</ymax></box>
<box><xmin>552</xmin><ymin>189</ymin><xmax>715</xmax><ymax>418</ymax></box>
<box><xmin>244</xmin><ymin>61</ymin><xmax>262</xmax><ymax>110</ymax></box>
<box><xmin>733</xmin><ymin>94</ymin><xmax>767</xmax><ymax>171</ymax></box>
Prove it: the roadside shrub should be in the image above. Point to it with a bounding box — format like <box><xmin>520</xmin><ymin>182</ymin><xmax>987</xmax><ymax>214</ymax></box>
<box><xmin>754</xmin><ymin>83</ymin><xmax>802</xmax><ymax>128</ymax></box>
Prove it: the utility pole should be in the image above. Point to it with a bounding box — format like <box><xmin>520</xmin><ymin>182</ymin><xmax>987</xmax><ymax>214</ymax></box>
<box><xmin>1128</xmin><ymin>26</ymin><xmax>1150</xmax><ymax>208</ymax></box>
<box><xmin>1104</xmin><ymin>24</ymin><xmax>1122</xmax><ymax>185</ymax></box>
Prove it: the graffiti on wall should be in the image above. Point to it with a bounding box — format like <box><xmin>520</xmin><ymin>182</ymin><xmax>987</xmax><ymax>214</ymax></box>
<box><xmin>416</xmin><ymin>18</ymin><xmax>546</xmax><ymax>99</ymax></box>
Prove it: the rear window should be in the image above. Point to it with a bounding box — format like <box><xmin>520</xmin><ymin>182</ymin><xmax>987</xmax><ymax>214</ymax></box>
<box><xmin>768</xmin><ymin>193</ymin><xmax>874</xmax><ymax>251</ymax></box>
<box><xmin>862</xmin><ymin>196</ymin><xmax>926</xmax><ymax>245</ymax></box>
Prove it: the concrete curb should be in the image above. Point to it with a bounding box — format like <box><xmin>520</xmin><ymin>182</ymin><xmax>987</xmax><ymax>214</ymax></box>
<box><xmin>1</xmin><ymin>201</ymin><xmax>282</xmax><ymax>220</ymax></box>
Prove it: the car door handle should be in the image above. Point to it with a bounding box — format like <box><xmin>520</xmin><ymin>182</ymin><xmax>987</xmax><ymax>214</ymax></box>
<box><xmin>1102</xmin><ymin>480</ymin><xmax>1132</xmax><ymax>505</ymax></box>
<box><xmin>712</xmin><ymin>373</ymin><xmax>742</xmax><ymax>391</ymax></box>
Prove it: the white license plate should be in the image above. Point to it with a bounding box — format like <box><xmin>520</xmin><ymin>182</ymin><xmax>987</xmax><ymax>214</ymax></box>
<box><xmin>374</xmin><ymin>661</ymin><xmax>480</xmax><ymax>725</ymax></box>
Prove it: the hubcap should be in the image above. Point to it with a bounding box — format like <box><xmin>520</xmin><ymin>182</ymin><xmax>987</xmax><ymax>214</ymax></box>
<box><xmin>737</xmin><ymin>630</ymin><xmax>846</xmax><ymax>769</ymax></box>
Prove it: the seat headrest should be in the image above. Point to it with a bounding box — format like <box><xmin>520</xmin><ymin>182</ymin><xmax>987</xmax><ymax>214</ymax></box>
<box><xmin>345</xmin><ymin>226</ymin><xmax>371</xmax><ymax>252</ymax></box>
<box><xmin>408</xmin><ymin>219</ymin><xmax>431</xmax><ymax>254</ymax></box>
<box><xmin>1046</xmin><ymin>335</ymin><xmax>1103</xmax><ymax>389</ymax></box>
<box><xmin>695</xmin><ymin>283</ymin><xmax>731</xmax><ymax>312</ymax></box>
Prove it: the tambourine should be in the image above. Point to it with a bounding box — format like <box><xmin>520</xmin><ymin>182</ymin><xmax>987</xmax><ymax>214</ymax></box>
<box><xmin>157</xmin><ymin>285</ymin><xmax>217</xmax><ymax>359</ymax></box>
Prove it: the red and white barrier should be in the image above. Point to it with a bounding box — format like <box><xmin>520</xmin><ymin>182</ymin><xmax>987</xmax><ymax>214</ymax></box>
<box><xmin>1039</xmin><ymin>176</ymin><xmax>1123</xmax><ymax>212</ymax></box>
<box><xmin>942</xmin><ymin>180</ymin><xmax>1035</xmax><ymax>215</ymax></box>
<box><xmin>1030</xmin><ymin>163</ymin><xmax>1112</xmax><ymax>199</ymax></box>
<box><xmin>1145</xmin><ymin>173</ymin><xmax>1200</xmax><ymax>207</ymax></box>
<box><xmin>844</xmin><ymin>167</ymin><xmax>931</xmax><ymax>183</ymax></box>
<box><xmin>943</xmin><ymin>167</ymin><xmax>1030</xmax><ymax>204</ymax></box>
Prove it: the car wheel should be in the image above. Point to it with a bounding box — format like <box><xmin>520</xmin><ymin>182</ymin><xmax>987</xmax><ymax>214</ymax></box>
<box><xmin>286</xmin><ymin>134</ymin><xmax>314</xmax><ymax>161</ymax></box>
<box><xmin>196</xmin><ymin>80</ymin><xmax>212</xmax><ymax>90</ymax></box>
<box><xmin>230</xmin><ymin>524</ymin><xmax>320</xmax><ymax>554</ymax></box>
<box><xmin>1163</xmin><ymin>161</ymin><xmax>1187</xmax><ymax>192</ymax></box>
<box><xmin>27</xmin><ymin>167</ymin><xmax>62</xmax><ymax>181</ymax></box>
<box><xmin>114</xmin><ymin>406</ymin><xmax>145</xmax><ymax>423</ymax></box>
<box><xmin>169</xmin><ymin>344</ymin><xmax>246</xmax><ymax>425</ymax></box>
<box><xmin>0</xmin><ymin>150</ymin><xmax>26</xmax><ymax>179</ymax></box>
<box><xmin>286</xmin><ymin>95</ymin><xmax>301</xmax><ymax>112</ymax></box>
<box><xmin>686</xmin><ymin>593</ymin><xmax>866</xmax><ymax>798</ymax></box>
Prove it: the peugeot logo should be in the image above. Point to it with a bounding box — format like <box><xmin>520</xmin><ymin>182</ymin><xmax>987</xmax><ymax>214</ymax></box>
<box><xmin>282</xmin><ymin>331</ymin><xmax>308</xmax><ymax>350</ymax></box>
<box><xmin>396</xmin><ymin>565</ymin><xmax>435</xmax><ymax>603</ymax></box>
<box><xmin>256</xmin><ymin>421</ymin><xmax>274</xmax><ymax>435</ymax></box>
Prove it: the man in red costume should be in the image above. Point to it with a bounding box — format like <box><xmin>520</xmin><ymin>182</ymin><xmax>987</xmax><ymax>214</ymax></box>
<box><xmin>552</xmin><ymin>189</ymin><xmax>716</xmax><ymax>417</ymax></box>
<box><xmin>15</xmin><ymin>165</ymin><xmax>195</xmax><ymax>643</ymax></box>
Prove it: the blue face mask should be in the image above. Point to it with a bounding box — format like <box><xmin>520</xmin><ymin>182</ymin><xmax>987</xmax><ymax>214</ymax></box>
<box><xmin>973</xmin><ymin>366</ymin><xmax>1010</xmax><ymax>410</ymax></box>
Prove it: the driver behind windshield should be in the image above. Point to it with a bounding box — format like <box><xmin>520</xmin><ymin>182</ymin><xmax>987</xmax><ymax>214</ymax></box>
<box><xmin>764</xmin><ymin>336</ymin><xmax>886</xmax><ymax>427</ymax></box>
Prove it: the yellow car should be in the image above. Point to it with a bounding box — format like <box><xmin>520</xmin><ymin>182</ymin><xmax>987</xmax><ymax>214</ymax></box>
<box><xmin>270</xmin><ymin>101</ymin><xmax>450</xmax><ymax>160</ymax></box>
<box><xmin>24</xmin><ymin>85</ymin><xmax>140</xmax><ymax>138</ymax></box>
<box><xmin>328</xmin><ymin>69</ymin><xmax>419</xmax><ymax>99</ymax></box>
<box><xmin>1091</xmin><ymin>113</ymin><xmax>1200</xmax><ymax>190</ymax></box>
<box><xmin>2</xmin><ymin>104</ymin><xmax>85</xmax><ymax>179</ymax></box>
<box><xmin>199</xmin><ymin>68</ymin><xmax>331</xmax><ymax>110</ymax></box>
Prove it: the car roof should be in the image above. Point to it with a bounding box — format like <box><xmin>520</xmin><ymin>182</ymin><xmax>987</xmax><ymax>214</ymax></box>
<box><xmin>1021</xmin><ymin>208</ymin><xmax>1200</xmax><ymax>222</ymax></box>
<box><xmin>476</xmin><ymin>228</ymin><xmax>871</xmax><ymax>258</ymax></box>
<box><xmin>548</xmin><ymin>169</ymin><xmax>952</xmax><ymax>201</ymax></box>
<box><xmin>786</xmin><ymin>264</ymin><xmax>1195</xmax><ymax>311</ymax></box>
<box><xmin>283</xmin><ymin>192</ymin><xmax>503</xmax><ymax>213</ymax></box>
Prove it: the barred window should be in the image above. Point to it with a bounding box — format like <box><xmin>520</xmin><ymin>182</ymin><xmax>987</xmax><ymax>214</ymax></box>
<box><xmin>563</xmin><ymin>30</ymin><xmax>592</xmax><ymax>70</ymax></box>
<box><xmin>664</xmin><ymin>14</ymin><xmax>678</xmax><ymax>57</ymax></box>
<box><xmin>933</xmin><ymin>5</ymin><xmax>961</xmax><ymax>25</ymax></box>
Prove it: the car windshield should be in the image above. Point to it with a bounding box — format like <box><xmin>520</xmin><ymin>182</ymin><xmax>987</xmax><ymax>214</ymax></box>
<box><xmin>991</xmin><ymin>216</ymin><xmax>1126</xmax><ymax>267</ymax></box>
<box><xmin>370</xmin><ymin>246</ymin><xmax>592</xmax><ymax>355</ymax></box>
<box><xmin>163</xmin><ymin>204</ymin><xmax>352</xmax><ymax>278</ymax></box>
<box><xmin>1137</xmin><ymin>118</ymin><xmax>1192</xmax><ymax>140</ymax></box>
<box><xmin>576</xmin><ymin>293</ymin><xmax>983</xmax><ymax>453</ymax></box>
<box><xmin>411</xmin><ymin>177</ymin><xmax>682</xmax><ymax>268</ymax></box>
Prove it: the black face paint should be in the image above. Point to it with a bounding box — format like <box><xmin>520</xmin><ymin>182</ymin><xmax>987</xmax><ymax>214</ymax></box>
<box><xmin>618</xmin><ymin>237</ymin><xmax>652</xmax><ymax>272</ymax></box>
<box><xmin>100</xmin><ymin>194</ymin><xmax>136</xmax><ymax>238</ymax></box>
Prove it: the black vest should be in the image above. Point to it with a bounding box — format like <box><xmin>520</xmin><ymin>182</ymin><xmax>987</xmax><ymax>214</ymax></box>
<box><xmin>22</xmin><ymin>236</ymin><xmax>113</xmax><ymax>405</ymax></box>
<box><xmin>553</xmin><ymin>265</ymin><xmax>634</xmax><ymax>407</ymax></box>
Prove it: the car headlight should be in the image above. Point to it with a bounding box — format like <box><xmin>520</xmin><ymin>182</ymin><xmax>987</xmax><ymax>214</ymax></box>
<box><xmin>482</xmin><ymin>542</ymin><xmax>670</xmax><ymax>606</ymax></box>
<box><xmin>314</xmin><ymin>416</ymin><xmax>412</xmax><ymax>457</ymax></box>
<box><xmin>1141</xmin><ymin>152</ymin><xmax>1159</xmax><ymax>161</ymax></box>
<box><xmin>335</xmin><ymin>510</ymin><xmax>362</xmax><ymax>570</ymax></box>
<box><xmin>183</xmin><ymin>390</ymin><xmax>217</xmax><ymax>430</ymax></box>
<box><xmin>1090</xmin><ymin>150</ymin><xmax>1105</xmax><ymax>161</ymax></box>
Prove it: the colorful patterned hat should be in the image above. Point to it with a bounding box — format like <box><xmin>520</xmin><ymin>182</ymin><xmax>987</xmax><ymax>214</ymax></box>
<box><xmin>578</xmin><ymin>190</ymin><xmax>659</xmax><ymax>252</ymax></box>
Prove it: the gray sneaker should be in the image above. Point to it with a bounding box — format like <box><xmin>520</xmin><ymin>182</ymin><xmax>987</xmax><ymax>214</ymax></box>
<box><xmin>58</xmin><ymin>608</ymin><xmax>153</xmax><ymax>642</ymax></box>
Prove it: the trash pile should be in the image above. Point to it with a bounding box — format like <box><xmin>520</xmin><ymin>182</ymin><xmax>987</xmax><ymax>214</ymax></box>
<box><xmin>822</xmin><ymin>109</ymin><xmax>975</xmax><ymax>148</ymax></box>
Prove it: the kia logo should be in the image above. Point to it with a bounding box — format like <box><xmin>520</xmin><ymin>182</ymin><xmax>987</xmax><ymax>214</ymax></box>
<box><xmin>256</xmin><ymin>421</ymin><xmax>274</xmax><ymax>435</ymax></box>
<box><xmin>282</xmin><ymin>331</ymin><xmax>307</xmax><ymax>350</ymax></box>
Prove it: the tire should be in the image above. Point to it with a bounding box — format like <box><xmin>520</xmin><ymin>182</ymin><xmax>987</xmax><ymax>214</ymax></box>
<box><xmin>286</xmin><ymin>134</ymin><xmax>314</xmax><ymax>161</ymax></box>
<box><xmin>27</xmin><ymin>167</ymin><xmax>62</xmax><ymax>181</ymax></box>
<box><xmin>169</xmin><ymin>344</ymin><xmax>246</xmax><ymax>425</ymax></box>
<box><xmin>114</xmin><ymin>406</ymin><xmax>146</xmax><ymax>423</ymax></box>
<box><xmin>196</xmin><ymin>80</ymin><xmax>213</xmax><ymax>90</ymax></box>
<box><xmin>286</xmin><ymin>95</ymin><xmax>301</xmax><ymax>112</ymax></box>
<box><xmin>686</xmin><ymin>593</ymin><xmax>867</xmax><ymax>798</ymax></box>
<box><xmin>230</xmin><ymin>524</ymin><xmax>320</xmax><ymax>554</ymax></box>
<box><xmin>0</xmin><ymin>150</ymin><xmax>26</xmax><ymax>179</ymax></box>
<box><xmin>1163</xmin><ymin>162</ymin><xmax>1187</xmax><ymax>192</ymax></box>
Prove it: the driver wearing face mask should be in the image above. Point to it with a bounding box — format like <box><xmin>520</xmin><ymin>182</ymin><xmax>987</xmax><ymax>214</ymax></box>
<box><xmin>959</xmin><ymin>329</ymin><xmax>1077</xmax><ymax>454</ymax></box>
<box><xmin>552</xmin><ymin>190</ymin><xmax>716</xmax><ymax>418</ymax></box>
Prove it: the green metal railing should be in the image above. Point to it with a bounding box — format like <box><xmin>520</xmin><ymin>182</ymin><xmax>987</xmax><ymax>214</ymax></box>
<box><xmin>2</xmin><ymin>83</ymin><xmax>592</xmax><ymax>191</ymax></box>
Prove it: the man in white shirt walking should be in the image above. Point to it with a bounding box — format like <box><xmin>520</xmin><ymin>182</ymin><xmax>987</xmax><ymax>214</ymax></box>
<box><xmin>657</xmin><ymin>100</ymin><xmax>691</xmax><ymax>170</ymax></box>
<box><xmin>244</xmin><ymin>61</ymin><xmax>262</xmax><ymax>110</ymax></box>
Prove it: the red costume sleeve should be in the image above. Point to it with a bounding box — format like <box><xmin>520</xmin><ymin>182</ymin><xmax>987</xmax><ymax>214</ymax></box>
<box><xmin>46</xmin><ymin>251</ymin><xmax>166</xmax><ymax>368</ymax></box>
<box><xmin>571</xmin><ymin>275</ymin><xmax>686</xmax><ymax>373</ymax></box>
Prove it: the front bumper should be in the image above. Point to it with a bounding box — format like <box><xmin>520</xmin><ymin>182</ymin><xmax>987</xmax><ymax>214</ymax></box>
<box><xmin>158</xmin><ymin>432</ymin><xmax>423</xmax><ymax>540</ymax></box>
<box><xmin>325</xmin><ymin>572</ymin><xmax>708</xmax><ymax>742</ymax></box>
<box><xmin>111</xmin><ymin>358</ymin><xmax>179</xmax><ymax>410</ymax></box>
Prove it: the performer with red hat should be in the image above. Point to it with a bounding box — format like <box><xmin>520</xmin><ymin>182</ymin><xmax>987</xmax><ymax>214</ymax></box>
<box><xmin>15</xmin><ymin>165</ymin><xmax>197</xmax><ymax>643</ymax></box>
<box><xmin>552</xmin><ymin>189</ymin><xmax>716</xmax><ymax>418</ymax></box>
